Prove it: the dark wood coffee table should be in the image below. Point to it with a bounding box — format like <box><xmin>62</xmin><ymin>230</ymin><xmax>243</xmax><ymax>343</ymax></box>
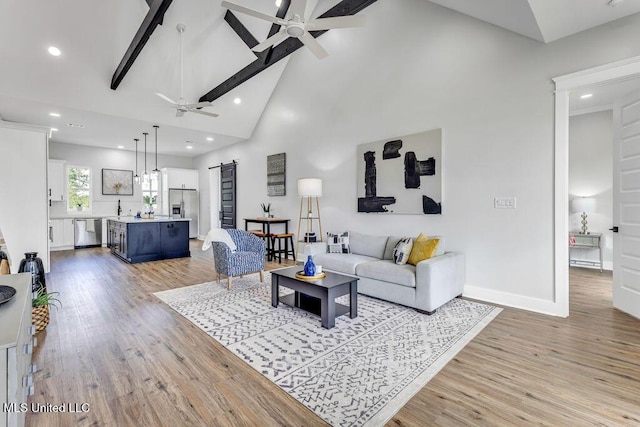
<box><xmin>271</xmin><ymin>266</ymin><xmax>358</xmax><ymax>329</ymax></box>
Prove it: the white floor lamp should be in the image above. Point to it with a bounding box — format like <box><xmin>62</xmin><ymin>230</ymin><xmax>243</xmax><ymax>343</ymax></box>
<box><xmin>297</xmin><ymin>178</ymin><xmax>323</xmax><ymax>258</ymax></box>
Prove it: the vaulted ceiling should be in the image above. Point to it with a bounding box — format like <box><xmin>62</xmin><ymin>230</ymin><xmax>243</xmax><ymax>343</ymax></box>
<box><xmin>0</xmin><ymin>0</ymin><xmax>638</xmax><ymax>157</ymax></box>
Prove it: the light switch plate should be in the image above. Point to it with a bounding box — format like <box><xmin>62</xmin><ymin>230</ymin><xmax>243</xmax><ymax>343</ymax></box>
<box><xmin>494</xmin><ymin>197</ymin><xmax>516</xmax><ymax>209</ymax></box>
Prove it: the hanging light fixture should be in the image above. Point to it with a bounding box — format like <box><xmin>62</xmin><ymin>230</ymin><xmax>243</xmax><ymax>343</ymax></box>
<box><xmin>152</xmin><ymin>125</ymin><xmax>160</xmax><ymax>181</ymax></box>
<box><xmin>133</xmin><ymin>138</ymin><xmax>140</xmax><ymax>184</ymax></box>
<box><xmin>142</xmin><ymin>132</ymin><xmax>150</xmax><ymax>184</ymax></box>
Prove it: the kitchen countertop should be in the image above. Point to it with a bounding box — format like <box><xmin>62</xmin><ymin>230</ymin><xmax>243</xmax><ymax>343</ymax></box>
<box><xmin>105</xmin><ymin>217</ymin><xmax>191</xmax><ymax>224</ymax></box>
<box><xmin>50</xmin><ymin>214</ymin><xmax>105</xmax><ymax>219</ymax></box>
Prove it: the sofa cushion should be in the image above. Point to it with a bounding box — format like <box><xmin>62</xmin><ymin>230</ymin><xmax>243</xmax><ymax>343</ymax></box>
<box><xmin>392</xmin><ymin>237</ymin><xmax>413</xmax><ymax>265</ymax></box>
<box><xmin>312</xmin><ymin>253</ymin><xmax>378</xmax><ymax>275</ymax></box>
<box><xmin>326</xmin><ymin>231</ymin><xmax>351</xmax><ymax>253</ymax></box>
<box><xmin>355</xmin><ymin>260</ymin><xmax>416</xmax><ymax>288</ymax></box>
<box><xmin>384</xmin><ymin>236</ymin><xmax>403</xmax><ymax>260</ymax></box>
<box><xmin>348</xmin><ymin>231</ymin><xmax>388</xmax><ymax>259</ymax></box>
<box><xmin>408</xmin><ymin>234</ymin><xmax>440</xmax><ymax>266</ymax></box>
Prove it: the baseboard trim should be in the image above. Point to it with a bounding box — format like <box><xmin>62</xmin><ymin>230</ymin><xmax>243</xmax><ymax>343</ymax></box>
<box><xmin>464</xmin><ymin>285</ymin><xmax>564</xmax><ymax>317</ymax></box>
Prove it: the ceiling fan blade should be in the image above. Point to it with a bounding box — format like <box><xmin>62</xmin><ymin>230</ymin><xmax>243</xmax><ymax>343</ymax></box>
<box><xmin>182</xmin><ymin>101</ymin><xmax>213</xmax><ymax>109</ymax></box>
<box><xmin>307</xmin><ymin>14</ymin><xmax>365</xmax><ymax>30</ymax></box>
<box><xmin>252</xmin><ymin>30</ymin><xmax>289</xmax><ymax>52</ymax></box>
<box><xmin>289</xmin><ymin>0</ymin><xmax>307</xmax><ymax>20</ymax></box>
<box><xmin>155</xmin><ymin>92</ymin><xmax>177</xmax><ymax>105</ymax></box>
<box><xmin>299</xmin><ymin>31</ymin><xmax>328</xmax><ymax>59</ymax></box>
<box><xmin>221</xmin><ymin>1</ymin><xmax>286</xmax><ymax>25</ymax></box>
<box><xmin>189</xmin><ymin>109</ymin><xmax>220</xmax><ymax>118</ymax></box>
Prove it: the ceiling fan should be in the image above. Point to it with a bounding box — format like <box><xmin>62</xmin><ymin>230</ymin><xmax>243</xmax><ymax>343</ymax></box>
<box><xmin>155</xmin><ymin>24</ymin><xmax>219</xmax><ymax>118</ymax></box>
<box><xmin>221</xmin><ymin>0</ymin><xmax>365</xmax><ymax>59</ymax></box>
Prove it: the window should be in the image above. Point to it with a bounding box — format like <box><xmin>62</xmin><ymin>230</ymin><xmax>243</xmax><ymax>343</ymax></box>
<box><xmin>142</xmin><ymin>177</ymin><xmax>159</xmax><ymax>213</ymax></box>
<box><xmin>67</xmin><ymin>166</ymin><xmax>91</xmax><ymax>212</ymax></box>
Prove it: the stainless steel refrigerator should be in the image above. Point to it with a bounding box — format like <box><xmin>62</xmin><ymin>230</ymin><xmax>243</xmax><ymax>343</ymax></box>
<box><xmin>168</xmin><ymin>188</ymin><xmax>199</xmax><ymax>238</ymax></box>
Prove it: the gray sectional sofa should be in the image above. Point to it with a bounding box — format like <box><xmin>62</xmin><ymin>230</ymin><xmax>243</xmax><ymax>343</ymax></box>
<box><xmin>312</xmin><ymin>231</ymin><xmax>465</xmax><ymax>314</ymax></box>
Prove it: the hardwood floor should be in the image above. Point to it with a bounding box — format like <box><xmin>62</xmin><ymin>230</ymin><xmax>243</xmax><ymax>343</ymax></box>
<box><xmin>27</xmin><ymin>244</ymin><xmax>640</xmax><ymax>426</ymax></box>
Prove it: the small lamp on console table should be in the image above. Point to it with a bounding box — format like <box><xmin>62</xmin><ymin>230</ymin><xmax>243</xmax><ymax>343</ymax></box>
<box><xmin>571</xmin><ymin>197</ymin><xmax>596</xmax><ymax>234</ymax></box>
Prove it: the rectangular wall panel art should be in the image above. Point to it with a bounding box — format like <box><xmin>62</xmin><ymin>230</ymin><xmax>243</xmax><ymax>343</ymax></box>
<box><xmin>267</xmin><ymin>153</ymin><xmax>286</xmax><ymax>196</ymax></box>
<box><xmin>357</xmin><ymin>129</ymin><xmax>442</xmax><ymax>214</ymax></box>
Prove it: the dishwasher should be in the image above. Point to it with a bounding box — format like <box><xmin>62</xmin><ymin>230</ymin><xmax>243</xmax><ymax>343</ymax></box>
<box><xmin>74</xmin><ymin>218</ymin><xmax>102</xmax><ymax>248</ymax></box>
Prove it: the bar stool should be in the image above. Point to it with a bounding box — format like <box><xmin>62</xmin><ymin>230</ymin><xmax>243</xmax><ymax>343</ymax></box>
<box><xmin>249</xmin><ymin>230</ymin><xmax>275</xmax><ymax>260</ymax></box>
<box><xmin>270</xmin><ymin>233</ymin><xmax>295</xmax><ymax>263</ymax></box>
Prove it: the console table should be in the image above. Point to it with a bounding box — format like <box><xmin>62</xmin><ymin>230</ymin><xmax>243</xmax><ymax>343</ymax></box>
<box><xmin>569</xmin><ymin>232</ymin><xmax>603</xmax><ymax>272</ymax></box>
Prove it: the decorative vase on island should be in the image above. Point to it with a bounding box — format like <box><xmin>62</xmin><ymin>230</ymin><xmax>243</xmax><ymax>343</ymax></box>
<box><xmin>304</xmin><ymin>255</ymin><xmax>316</xmax><ymax>276</ymax></box>
<box><xmin>18</xmin><ymin>252</ymin><xmax>46</xmax><ymax>292</ymax></box>
<box><xmin>0</xmin><ymin>250</ymin><xmax>9</xmax><ymax>275</ymax></box>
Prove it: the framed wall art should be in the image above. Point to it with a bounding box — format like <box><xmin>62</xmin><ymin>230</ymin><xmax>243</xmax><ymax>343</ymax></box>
<box><xmin>102</xmin><ymin>169</ymin><xmax>134</xmax><ymax>195</ymax></box>
<box><xmin>357</xmin><ymin>129</ymin><xmax>442</xmax><ymax>215</ymax></box>
<box><xmin>267</xmin><ymin>153</ymin><xmax>286</xmax><ymax>196</ymax></box>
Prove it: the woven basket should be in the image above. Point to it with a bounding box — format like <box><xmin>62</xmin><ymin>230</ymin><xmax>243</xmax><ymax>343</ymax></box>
<box><xmin>32</xmin><ymin>305</ymin><xmax>50</xmax><ymax>332</ymax></box>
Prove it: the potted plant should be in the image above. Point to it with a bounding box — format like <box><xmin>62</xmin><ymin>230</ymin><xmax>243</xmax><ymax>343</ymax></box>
<box><xmin>76</xmin><ymin>203</ymin><xmax>83</xmax><ymax>212</ymax></box>
<box><xmin>261</xmin><ymin>203</ymin><xmax>271</xmax><ymax>218</ymax></box>
<box><xmin>32</xmin><ymin>286</ymin><xmax>61</xmax><ymax>332</ymax></box>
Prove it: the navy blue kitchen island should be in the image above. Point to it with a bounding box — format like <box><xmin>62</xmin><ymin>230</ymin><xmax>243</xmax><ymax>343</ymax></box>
<box><xmin>107</xmin><ymin>218</ymin><xmax>191</xmax><ymax>263</ymax></box>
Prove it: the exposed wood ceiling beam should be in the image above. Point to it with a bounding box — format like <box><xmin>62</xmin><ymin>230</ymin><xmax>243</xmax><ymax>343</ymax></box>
<box><xmin>200</xmin><ymin>0</ymin><xmax>377</xmax><ymax>103</ymax></box>
<box><xmin>224</xmin><ymin>10</ymin><xmax>260</xmax><ymax>50</ymax></box>
<box><xmin>264</xmin><ymin>0</ymin><xmax>291</xmax><ymax>63</ymax></box>
<box><xmin>110</xmin><ymin>0</ymin><xmax>173</xmax><ymax>90</ymax></box>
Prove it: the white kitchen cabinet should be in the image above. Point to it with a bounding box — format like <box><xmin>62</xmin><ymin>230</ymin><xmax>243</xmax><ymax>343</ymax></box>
<box><xmin>162</xmin><ymin>168</ymin><xmax>198</xmax><ymax>190</ymax></box>
<box><xmin>49</xmin><ymin>219</ymin><xmax>74</xmax><ymax>251</ymax></box>
<box><xmin>48</xmin><ymin>159</ymin><xmax>65</xmax><ymax>203</ymax></box>
<box><xmin>0</xmin><ymin>123</ymin><xmax>49</xmax><ymax>273</ymax></box>
<box><xmin>0</xmin><ymin>273</ymin><xmax>35</xmax><ymax>427</ymax></box>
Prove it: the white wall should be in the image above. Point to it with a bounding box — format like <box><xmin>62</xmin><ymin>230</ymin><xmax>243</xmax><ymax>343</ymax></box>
<box><xmin>569</xmin><ymin>110</ymin><xmax>613</xmax><ymax>270</ymax></box>
<box><xmin>49</xmin><ymin>141</ymin><xmax>193</xmax><ymax>218</ymax></box>
<box><xmin>194</xmin><ymin>0</ymin><xmax>640</xmax><ymax>314</ymax></box>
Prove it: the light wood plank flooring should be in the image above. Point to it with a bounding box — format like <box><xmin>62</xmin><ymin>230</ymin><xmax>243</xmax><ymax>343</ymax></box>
<box><xmin>26</xmin><ymin>243</ymin><xmax>640</xmax><ymax>426</ymax></box>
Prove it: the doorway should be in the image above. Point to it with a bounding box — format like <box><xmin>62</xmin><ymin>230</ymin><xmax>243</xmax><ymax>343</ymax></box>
<box><xmin>554</xmin><ymin>55</ymin><xmax>640</xmax><ymax>317</ymax></box>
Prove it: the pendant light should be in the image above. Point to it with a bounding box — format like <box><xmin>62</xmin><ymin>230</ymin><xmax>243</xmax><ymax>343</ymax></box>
<box><xmin>152</xmin><ymin>125</ymin><xmax>160</xmax><ymax>181</ymax></box>
<box><xmin>133</xmin><ymin>138</ymin><xmax>140</xmax><ymax>184</ymax></box>
<box><xmin>142</xmin><ymin>132</ymin><xmax>149</xmax><ymax>184</ymax></box>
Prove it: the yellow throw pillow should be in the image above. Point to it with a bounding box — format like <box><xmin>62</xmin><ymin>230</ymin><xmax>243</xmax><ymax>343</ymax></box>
<box><xmin>408</xmin><ymin>233</ymin><xmax>440</xmax><ymax>266</ymax></box>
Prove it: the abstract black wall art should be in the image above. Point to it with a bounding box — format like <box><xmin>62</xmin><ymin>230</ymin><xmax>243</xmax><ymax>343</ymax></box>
<box><xmin>267</xmin><ymin>153</ymin><xmax>286</xmax><ymax>196</ymax></box>
<box><xmin>357</xmin><ymin>129</ymin><xmax>442</xmax><ymax>215</ymax></box>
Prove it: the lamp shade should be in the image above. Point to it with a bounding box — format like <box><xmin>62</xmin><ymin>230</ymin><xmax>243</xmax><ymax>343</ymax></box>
<box><xmin>298</xmin><ymin>178</ymin><xmax>322</xmax><ymax>197</ymax></box>
<box><xmin>571</xmin><ymin>197</ymin><xmax>596</xmax><ymax>213</ymax></box>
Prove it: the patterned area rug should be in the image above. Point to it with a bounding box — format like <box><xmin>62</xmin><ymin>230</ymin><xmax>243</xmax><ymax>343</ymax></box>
<box><xmin>154</xmin><ymin>272</ymin><xmax>501</xmax><ymax>426</ymax></box>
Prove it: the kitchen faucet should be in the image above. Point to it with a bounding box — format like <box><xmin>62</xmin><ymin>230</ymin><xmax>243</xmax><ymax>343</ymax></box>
<box><xmin>117</xmin><ymin>199</ymin><xmax>122</xmax><ymax>217</ymax></box>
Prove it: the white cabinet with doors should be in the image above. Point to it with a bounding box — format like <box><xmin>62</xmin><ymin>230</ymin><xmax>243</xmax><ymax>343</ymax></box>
<box><xmin>48</xmin><ymin>159</ymin><xmax>65</xmax><ymax>203</ymax></box>
<box><xmin>49</xmin><ymin>218</ymin><xmax>74</xmax><ymax>251</ymax></box>
<box><xmin>162</xmin><ymin>168</ymin><xmax>199</xmax><ymax>190</ymax></box>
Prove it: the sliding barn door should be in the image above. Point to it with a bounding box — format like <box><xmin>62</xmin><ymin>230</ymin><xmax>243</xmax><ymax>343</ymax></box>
<box><xmin>220</xmin><ymin>162</ymin><xmax>236</xmax><ymax>229</ymax></box>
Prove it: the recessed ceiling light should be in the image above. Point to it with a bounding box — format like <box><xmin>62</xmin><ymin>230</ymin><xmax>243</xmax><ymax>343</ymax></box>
<box><xmin>580</xmin><ymin>93</ymin><xmax>593</xmax><ymax>99</ymax></box>
<box><xmin>49</xmin><ymin>112</ymin><xmax>60</xmax><ymax>117</ymax></box>
<box><xmin>48</xmin><ymin>46</ymin><xmax>61</xmax><ymax>57</ymax></box>
<box><xmin>234</xmin><ymin>97</ymin><xmax>242</xmax><ymax>105</ymax></box>
<box><xmin>50</xmin><ymin>128</ymin><xmax>58</xmax><ymax>132</ymax></box>
<box><xmin>186</xmin><ymin>145</ymin><xmax>193</xmax><ymax>150</ymax></box>
<box><xmin>117</xmin><ymin>145</ymin><xmax>124</xmax><ymax>149</ymax></box>
<box><xmin>206</xmin><ymin>136</ymin><xmax>214</xmax><ymax>142</ymax></box>
<box><xmin>67</xmin><ymin>123</ymin><xmax>85</xmax><ymax>128</ymax></box>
